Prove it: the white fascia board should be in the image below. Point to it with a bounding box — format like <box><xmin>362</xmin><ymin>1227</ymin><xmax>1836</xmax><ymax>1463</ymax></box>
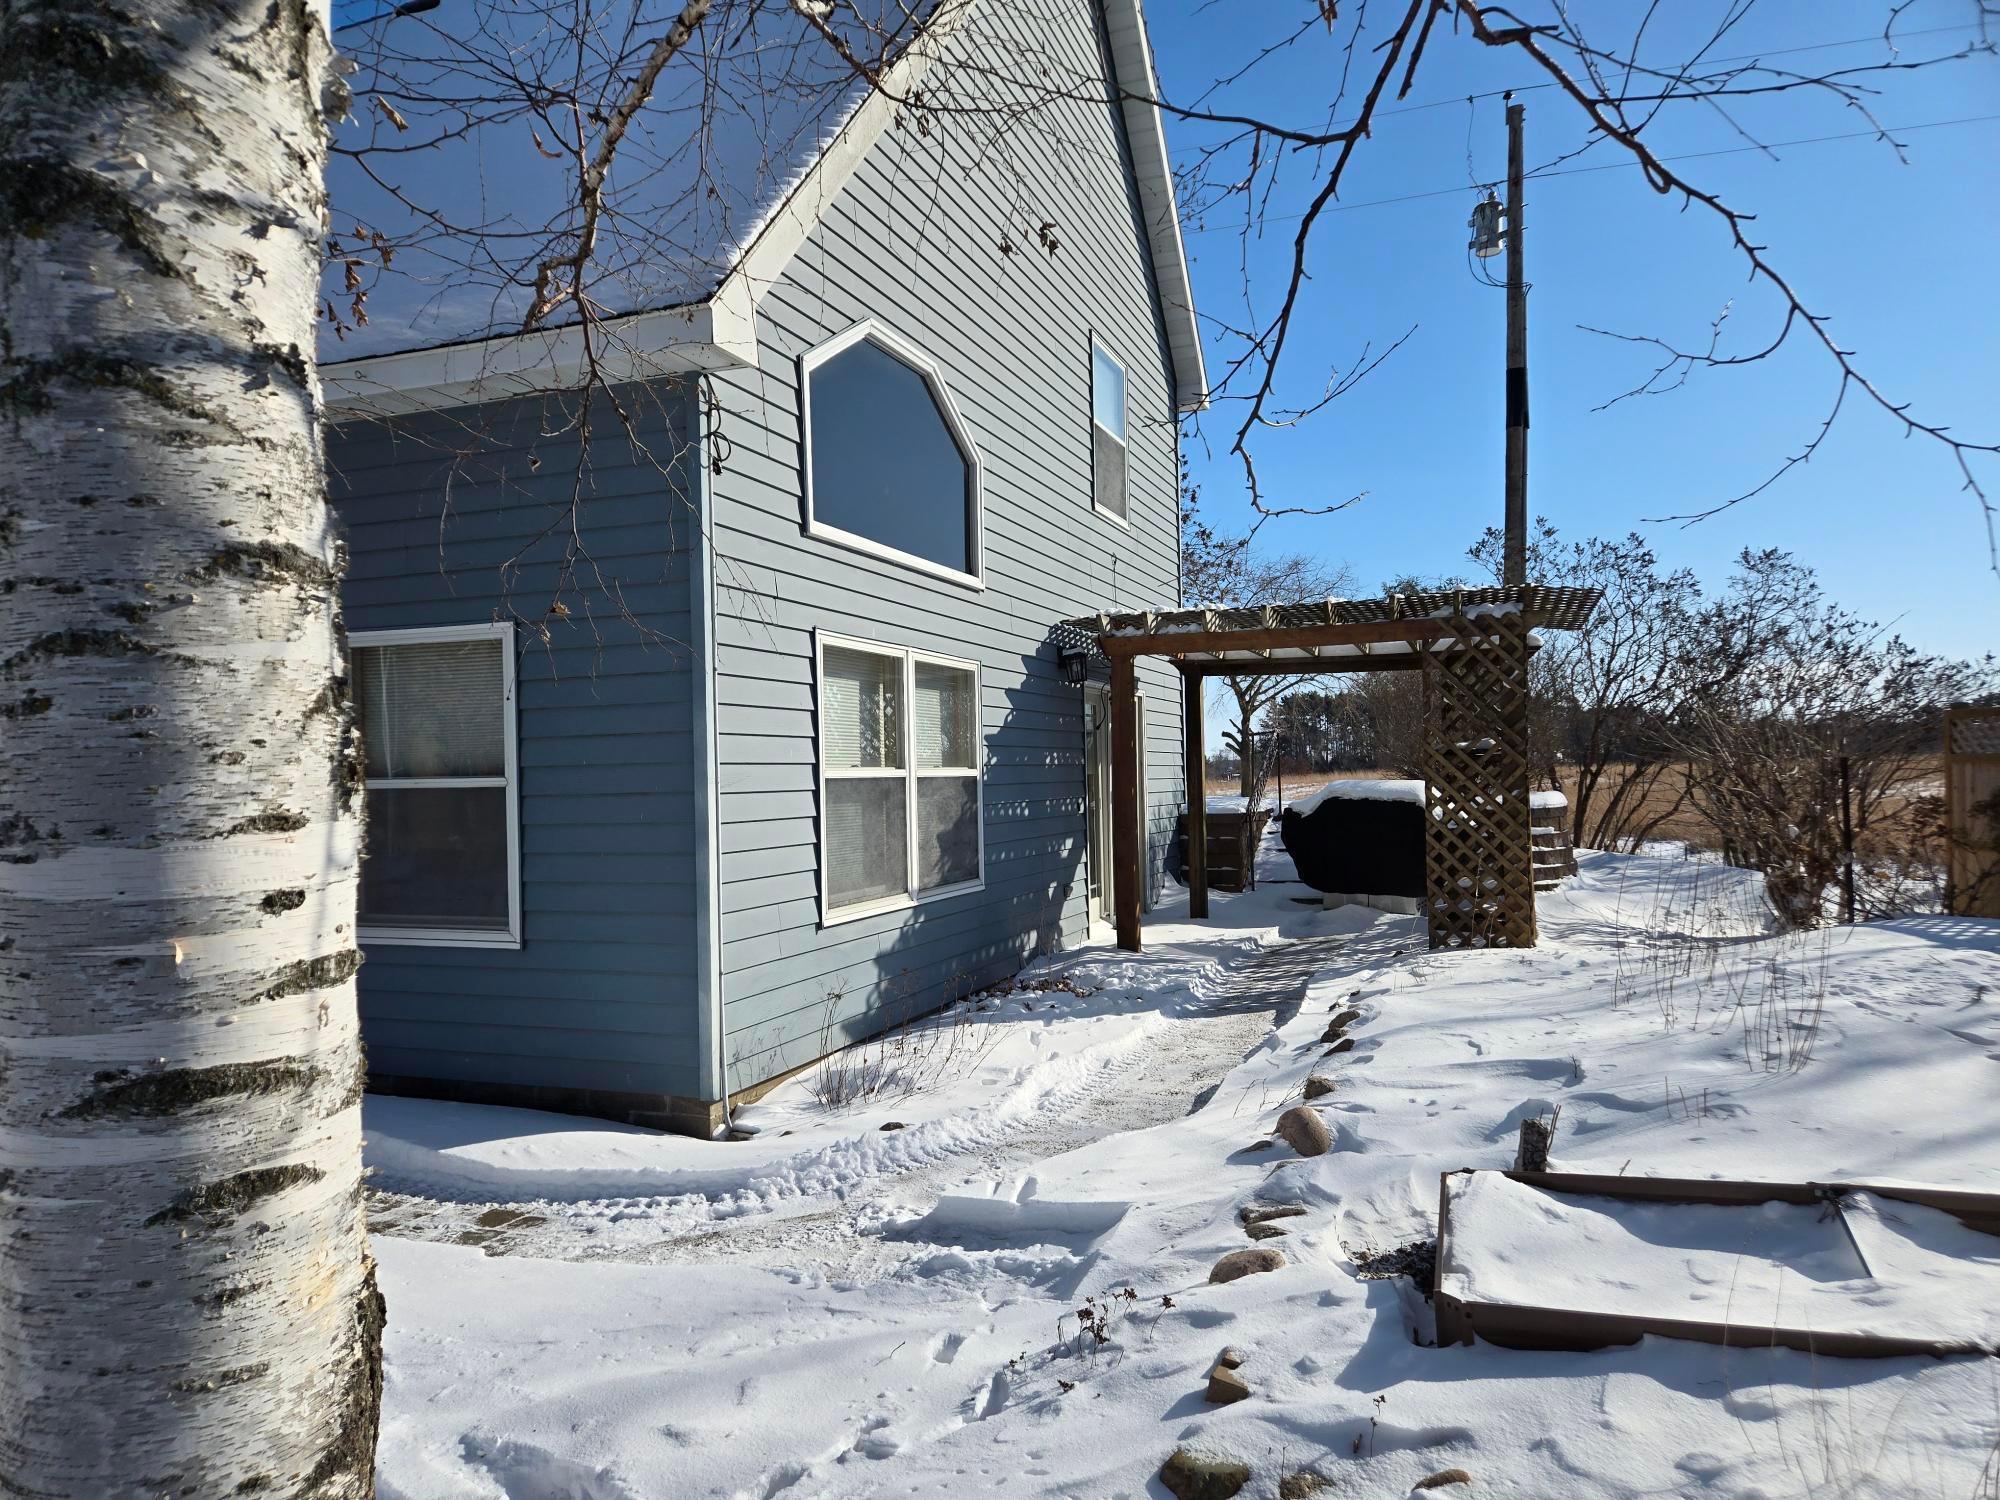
<box><xmin>323</xmin><ymin>297</ymin><xmax>757</xmax><ymax>422</ymax></box>
<box><xmin>1101</xmin><ymin>0</ymin><xmax>1207</xmax><ymax>413</ymax></box>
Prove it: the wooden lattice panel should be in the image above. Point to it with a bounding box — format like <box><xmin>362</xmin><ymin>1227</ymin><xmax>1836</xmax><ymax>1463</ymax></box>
<box><xmin>1946</xmin><ymin>706</ymin><xmax>2000</xmax><ymax>918</ymax></box>
<box><xmin>1421</xmin><ymin>610</ymin><xmax>1537</xmax><ymax>950</ymax></box>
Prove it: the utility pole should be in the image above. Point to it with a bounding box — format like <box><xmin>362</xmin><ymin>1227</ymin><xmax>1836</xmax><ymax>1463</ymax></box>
<box><xmin>1503</xmin><ymin>96</ymin><xmax>1528</xmax><ymax>587</ymax></box>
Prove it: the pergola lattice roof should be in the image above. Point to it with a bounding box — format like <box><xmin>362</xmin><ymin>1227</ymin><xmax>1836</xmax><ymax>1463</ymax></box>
<box><xmin>1066</xmin><ymin>584</ymin><xmax>1601</xmax><ymax>643</ymax></box>
<box><xmin>1060</xmin><ymin>584</ymin><xmax>1602</xmax><ymax>670</ymax></box>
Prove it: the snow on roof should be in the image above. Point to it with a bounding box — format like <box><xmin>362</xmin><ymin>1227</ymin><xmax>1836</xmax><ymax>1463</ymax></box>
<box><xmin>324</xmin><ymin>0</ymin><xmax>903</xmax><ymax>361</ymax></box>
<box><xmin>1288</xmin><ymin>779</ymin><xmax>1427</xmax><ymax>814</ymax></box>
<box><xmin>1065</xmin><ymin>586</ymin><xmax>1604</xmax><ymax>647</ymax></box>
<box><xmin>1286</xmin><ymin>781</ymin><xmax>1568</xmax><ymax>816</ymax></box>
<box><xmin>321</xmin><ymin>0</ymin><xmax>1208</xmax><ymax>409</ymax></box>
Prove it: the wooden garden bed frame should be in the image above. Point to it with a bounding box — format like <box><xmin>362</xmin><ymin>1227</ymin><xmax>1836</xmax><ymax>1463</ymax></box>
<box><xmin>1063</xmin><ymin>584</ymin><xmax>1601</xmax><ymax>953</ymax></box>
<box><xmin>1433</xmin><ymin>1168</ymin><xmax>2000</xmax><ymax>1359</ymax></box>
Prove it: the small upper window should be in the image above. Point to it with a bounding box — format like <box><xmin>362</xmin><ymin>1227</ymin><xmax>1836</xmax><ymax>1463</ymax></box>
<box><xmin>1092</xmin><ymin>341</ymin><xmax>1128</xmax><ymax>521</ymax></box>
<box><xmin>350</xmin><ymin>623</ymin><xmax>519</xmax><ymax>947</ymax></box>
<box><xmin>803</xmin><ymin>324</ymin><xmax>981</xmax><ymax>585</ymax></box>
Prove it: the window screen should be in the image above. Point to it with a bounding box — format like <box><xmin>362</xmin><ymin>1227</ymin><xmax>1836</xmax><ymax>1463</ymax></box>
<box><xmin>361</xmin><ymin>786</ymin><xmax>510</xmax><ymax>928</ymax></box>
<box><xmin>806</xmin><ymin>335</ymin><xmax>976</xmax><ymax>577</ymax></box>
<box><xmin>1091</xmin><ymin>343</ymin><xmax>1128</xmax><ymax>520</ymax></box>
<box><xmin>351</xmin><ymin>630</ymin><xmax>514</xmax><ymax>939</ymax></box>
<box><xmin>915</xmin><ymin>776</ymin><xmax>980</xmax><ymax>892</ymax></box>
<box><xmin>820</xmin><ymin>640</ymin><xmax>983</xmax><ymax>916</ymax></box>
<box><xmin>826</xmin><ymin>779</ymin><xmax>909</xmax><ymax>908</ymax></box>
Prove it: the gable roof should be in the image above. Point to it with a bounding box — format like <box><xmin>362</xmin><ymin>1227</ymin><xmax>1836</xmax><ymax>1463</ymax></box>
<box><xmin>323</xmin><ymin>0</ymin><xmax>1204</xmax><ymax>416</ymax></box>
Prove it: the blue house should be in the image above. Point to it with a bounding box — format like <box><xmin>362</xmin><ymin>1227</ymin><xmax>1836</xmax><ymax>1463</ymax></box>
<box><xmin>322</xmin><ymin>0</ymin><xmax>1204</xmax><ymax>1133</ymax></box>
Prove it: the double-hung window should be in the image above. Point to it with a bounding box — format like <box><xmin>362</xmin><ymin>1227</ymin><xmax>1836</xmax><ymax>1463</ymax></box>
<box><xmin>818</xmin><ymin>635</ymin><xmax>983</xmax><ymax>922</ymax></box>
<box><xmin>1091</xmin><ymin>339</ymin><xmax>1129</xmax><ymax>522</ymax></box>
<box><xmin>350</xmin><ymin>622</ymin><xmax>520</xmax><ymax>947</ymax></box>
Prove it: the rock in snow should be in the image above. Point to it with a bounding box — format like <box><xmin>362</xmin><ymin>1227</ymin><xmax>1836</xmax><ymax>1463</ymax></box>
<box><xmin>1245</xmin><ymin>1221</ymin><xmax>1288</xmax><ymax>1241</ymax></box>
<box><xmin>1326</xmin><ymin>1006</ymin><xmax>1362</xmax><ymax>1029</ymax></box>
<box><xmin>1204</xmin><ymin>1363</ymin><xmax>1250</xmax><ymax>1404</ymax></box>
<box><xmin>1275</xmin><ymin>1106</ymin><xmax>1332</xmax><ymax>1156</ymax></box>
<box><xmin>1302</xmin><ymin>1074</ymin><xmax>1337</xmax><ymax>1099</ymax></box>
<box><xmin>1160</xmin><ymin>1448</ymin><xmax>1252</xmax><ymax>1499</ymax></box>
<box><xmin>1416</xmin><ymin>1468</ymin><xmax>1474</xmax><ymax>1489</ymax></box>
<box><xmin>1209</xmin><ymin>1247</ymin><xmax>1287</xmax><ymax>1284</ymax></box>
<box><xmin>1278</xmin><ymin>1474</ymin><xmax>1331</xmax><ymax>1499</ymax></box>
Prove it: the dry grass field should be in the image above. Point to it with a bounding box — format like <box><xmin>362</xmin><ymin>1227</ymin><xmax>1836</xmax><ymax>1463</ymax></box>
<box><xmin>1203</xmin><ymin>768</ymin><xmax>1406</xmax><ymax>804</ymax></box>
<box><xmin>1214</xmin><ymin>757</ymin><xmax>1946</xmax><ymax>858</ymax></box>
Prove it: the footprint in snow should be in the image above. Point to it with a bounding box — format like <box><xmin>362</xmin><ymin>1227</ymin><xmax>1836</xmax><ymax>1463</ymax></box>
<box><xmin>852</xmin><ymin>1416</ymin><xmax>900</xmax><ymax>1459</ymax></box>
<box><xmin>977</xmin><ymin>1368</ymin><xmax>1011</xmax><ymax>1420</ymax></box>
<box><xmin>457</xmin><ymin>1434</ymin><xmax>638</xmax><ymax>1500</ymax></box>
<box><xmin>756</xmin><ymin>1460</ymin><xmax>813</xmax><ymax>1497</ymax></box>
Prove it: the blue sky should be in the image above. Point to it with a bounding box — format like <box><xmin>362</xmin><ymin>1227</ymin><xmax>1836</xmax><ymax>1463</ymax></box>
<box><xmin>1145</xmin><ymin>0</ymin><xmax>1999</xmax><ymax>659</ymax></box>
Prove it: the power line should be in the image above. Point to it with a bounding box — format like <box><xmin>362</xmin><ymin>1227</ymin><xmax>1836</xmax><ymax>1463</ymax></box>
<box><xmin>1183</xmin><ymin>113</ymin><xmax>2000</xmax><ymax>234</ymax></box>
<box><xmin>1353</xmin><ymin>21</ymin><xmax>1988</xmax><ymax>129</ymax></box>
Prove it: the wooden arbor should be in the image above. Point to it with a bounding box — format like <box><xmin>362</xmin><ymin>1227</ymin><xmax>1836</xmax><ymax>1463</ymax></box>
<box><xmin>1066</xmin><ymin>585</ymin><xmax>1601</xmax><ymax>954</ymax></box>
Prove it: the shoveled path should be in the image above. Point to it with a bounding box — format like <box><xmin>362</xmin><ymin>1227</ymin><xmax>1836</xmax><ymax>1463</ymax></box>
<box><xmin>367</xmin><ymin>932</ymin><xmax>1360</xmax><ymax>1274</ymax></box>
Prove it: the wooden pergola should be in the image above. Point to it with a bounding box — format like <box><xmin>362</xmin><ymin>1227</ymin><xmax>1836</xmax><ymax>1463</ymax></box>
<box><xmin>1064</xmin><ymin>584</ymin><xmax>1602</xmax><ymax>954</ymax></box>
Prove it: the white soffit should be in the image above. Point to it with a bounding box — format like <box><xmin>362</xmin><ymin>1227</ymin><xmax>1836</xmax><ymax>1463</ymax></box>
<box><xmin>323</xmin><ymin>290</ymin><xmax>755</xmax><ymax>421</ymax></box>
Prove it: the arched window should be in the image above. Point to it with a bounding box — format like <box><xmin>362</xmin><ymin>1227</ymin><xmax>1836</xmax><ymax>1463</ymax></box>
<box><xmin>800</xmin><ymin>322</ymin><xmax>982</xmax><ymax>586</ymax></box>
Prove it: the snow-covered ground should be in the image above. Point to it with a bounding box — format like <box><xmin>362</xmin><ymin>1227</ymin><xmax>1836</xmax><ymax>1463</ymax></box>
<box><xmin>367</xmin><ymin>837</ymin><xmax>2000</xmax><ymax>1500</ymax></box>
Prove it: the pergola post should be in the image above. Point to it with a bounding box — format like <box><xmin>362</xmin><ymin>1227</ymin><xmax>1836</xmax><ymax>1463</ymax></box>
<box><xmin>1420</xmin><ymin>607</ymin><xmax>1538</xmax><ymax>949</ymax></box>
<box><xmin>1110</xmin><ymin>651</ymin><xmax>1142</xmax><ymax>951</ymax></box>
<box><xmin>1183</xmin><ymin>667</ymin><xmax>1208</xmax><ymax>919</ymax></box>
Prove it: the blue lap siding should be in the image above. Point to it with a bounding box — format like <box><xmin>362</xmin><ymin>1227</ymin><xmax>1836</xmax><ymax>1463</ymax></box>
<box><xmin>326</xmin><ymin>0</ymin><xmax>1191</xmax><ymax>1126</ymax></box>
<box><xmin>704</xmin><ymin>0</ymin><xmax>1187</xmax><ymax>1090</ymax></box>
<box><xmin>328</xmin><ymin>386</ymin><xmax>708</xmax><ymax>1108</ymax></box>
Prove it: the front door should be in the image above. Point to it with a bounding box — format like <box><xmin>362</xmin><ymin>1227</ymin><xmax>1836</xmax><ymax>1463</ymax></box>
<box><xmin>1083</xmin><ymin>688</ymin><xmax>1147</xmax><ymax>923</ymax></box>
<box><xmin>1084</xmin><ymin>688</ymin><xmax>1114</xmax><ymax>924</ymax></box>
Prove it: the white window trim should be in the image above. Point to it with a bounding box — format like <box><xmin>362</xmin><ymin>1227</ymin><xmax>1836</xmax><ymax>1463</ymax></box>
<box><xmin>350</xmin><ymin>620</ymin><xmax>522</xmax><ymax>950</ymax></box>
<box><xmin>799</xmin><ymin>319</ymin><xmax>986</xmax><ymax>590</ymax></box>
<box><xmin>1090</xmin><ymin>335</ymin><xmax>1131</xmax><ymax>528</ymax></box>
<box><xmin>815</xmin><ymin>630</ymin><xmax>986</xmax><ymax>928</ymax></box>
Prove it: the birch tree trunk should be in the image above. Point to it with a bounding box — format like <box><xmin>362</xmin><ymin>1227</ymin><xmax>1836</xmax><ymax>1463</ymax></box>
<box><xmin>0</xmin><ymin>1</ymin><xmax>381</xmax><ymax>1494</ymax></box>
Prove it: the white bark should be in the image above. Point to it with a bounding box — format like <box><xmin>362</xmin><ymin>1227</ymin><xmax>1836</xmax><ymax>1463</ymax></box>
<box><xmin>0</xmin><ymin>0</ymin><xmax>380</xmax><ymax>1495</ymax></box>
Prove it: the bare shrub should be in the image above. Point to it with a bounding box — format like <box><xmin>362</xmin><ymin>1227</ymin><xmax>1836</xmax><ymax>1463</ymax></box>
<box><xmin>1670</xmin><ymin>551</ymin><xmax>1994</xmax><ymax>929</ymax></box>
<box><xmin>807</xmin><ymin>968</ymin><xmax>1059</xmax><ymax>1111</ymax></box>
<box><xmin>1472</xmin><ymin>521</ymin><xmax>1702</xmax><ymax>851</ymax></box>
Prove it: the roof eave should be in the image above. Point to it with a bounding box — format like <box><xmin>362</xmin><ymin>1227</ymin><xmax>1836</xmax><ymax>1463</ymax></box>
<box><xmin>1101</xmin><ymin>0</ymin><xmax>1207</xmax><ymax>413</ymax></box>
<box><xmin>322</xmin><ymin>284</ymin><xmax>757</xmax><ymax>421</ymax></box>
